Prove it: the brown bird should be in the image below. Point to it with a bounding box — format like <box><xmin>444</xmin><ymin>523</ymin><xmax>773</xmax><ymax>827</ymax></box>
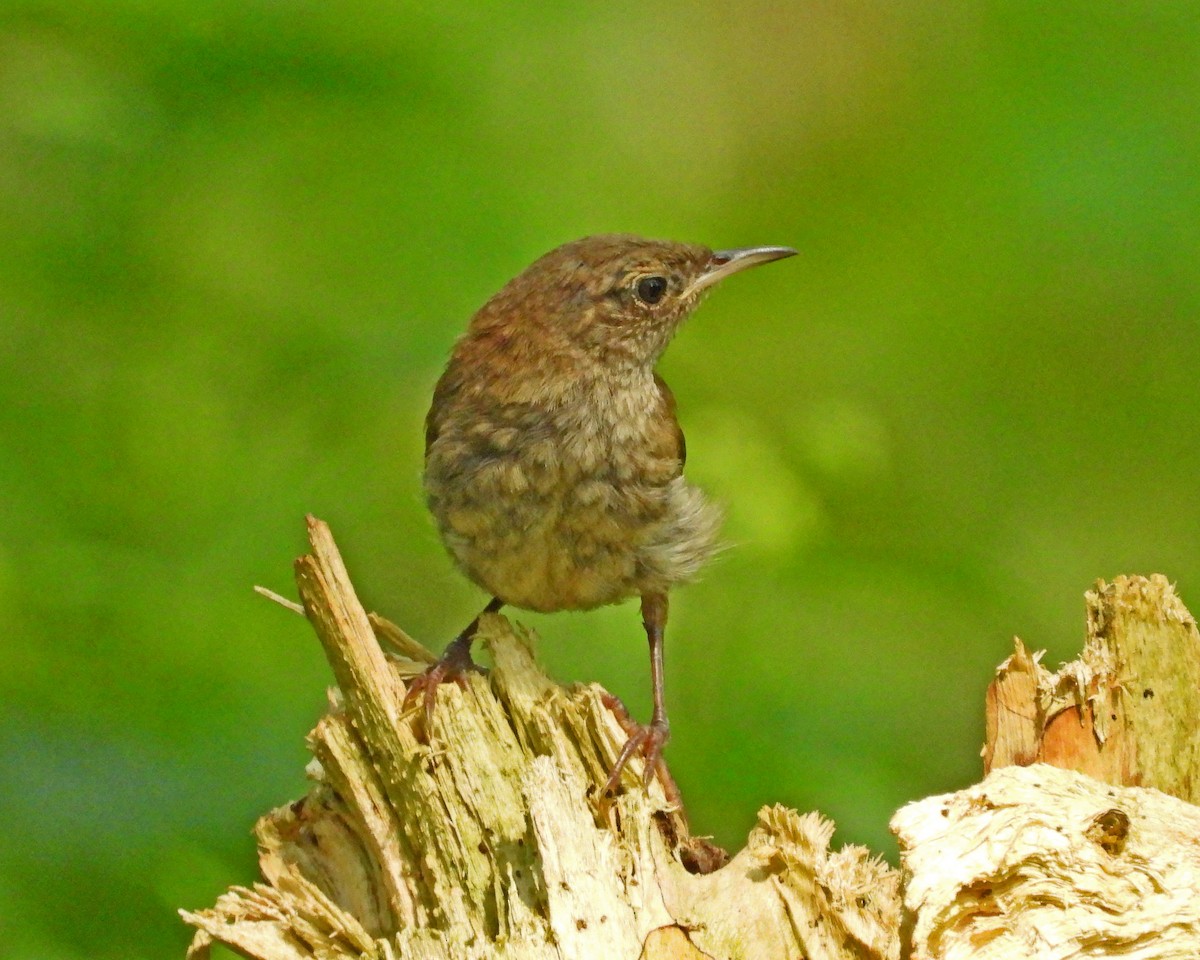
<box><xmin>412</xmin><ymin>234</ymin><xmax>795</xmax><ymax>801</ymax></box>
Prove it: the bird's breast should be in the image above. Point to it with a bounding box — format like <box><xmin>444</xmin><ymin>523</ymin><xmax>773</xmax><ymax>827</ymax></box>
<box><xmin>424</xmin><ymin>374</ymin><xmax>692</xmax><ymax>610</ymax></box>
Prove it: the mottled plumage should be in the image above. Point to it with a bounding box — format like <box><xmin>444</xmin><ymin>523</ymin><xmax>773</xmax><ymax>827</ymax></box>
<box><xmin>425</xmin><ymin>237</ymin><xmax>724</xmax><ymax>612</ymax></box>
<box><xmin>413</xmin><ymin>234</ymin><xmax>795</xmax><ymax>802</ymax></box>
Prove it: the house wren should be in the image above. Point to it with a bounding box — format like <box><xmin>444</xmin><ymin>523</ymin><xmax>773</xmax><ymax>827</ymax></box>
<box><xmin>413</xmin><ymin>234</ymin><xmax>795</xmax><ymax>801</ymax></box>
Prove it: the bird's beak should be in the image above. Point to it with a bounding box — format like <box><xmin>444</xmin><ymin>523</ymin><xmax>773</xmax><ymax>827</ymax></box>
<box><xmin>686</xmin><ymin>245</ymin><xmax>797</xmax><ymax>297</ymax></box>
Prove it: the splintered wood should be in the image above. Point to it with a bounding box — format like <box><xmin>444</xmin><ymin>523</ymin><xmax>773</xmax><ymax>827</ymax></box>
<box><xmin>983</xmin><ymin>574</ymin><xmax>1200</xmax><ymax>802</ymax></box>
<box><xmin>894</xmin><ymin>574</ymin><xmax>1200</xmax><ymax>959</ymax></box>
<box><xmin>181</xmin><ymin>522</ymin><xmax>1200</xmax><ymax>959</ymax></box>
<box><xmin>893</xmin><ymin>764</ymin><xmax>1200</xmax><ymax>960</ymax></box>
<box><xmin>181</xmin><ymin>517</ymin><xmax>898</xmax><ymax>960</ymax></box>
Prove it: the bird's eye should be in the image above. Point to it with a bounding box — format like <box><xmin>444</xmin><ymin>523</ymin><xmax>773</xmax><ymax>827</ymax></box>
<box><xmin>634</xmin><ymin>275</ymin><xmax>668</xmax><ymax>305</ymax></box>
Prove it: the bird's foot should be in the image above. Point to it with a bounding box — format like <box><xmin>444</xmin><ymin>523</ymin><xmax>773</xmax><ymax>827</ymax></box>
<box><xmin>598</xmin><ymin>696</ymin><xmax>728</xmax><ymax>873</ymax></box>
<box><xmin>598</xmin><ymin>693</ymin><xmax>682</xmax><ymax>811</ymax></box>
<box><xmin>401</xmin><ymin>634</ymin><xmax>486</xmax><ymax>742</ymax></box>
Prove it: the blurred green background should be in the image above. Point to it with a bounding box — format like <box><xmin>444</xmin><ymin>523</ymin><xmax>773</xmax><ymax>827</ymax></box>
<box><xmin>2</xmin><ymin>1</ymin><xmax>1198</xmax><ymax>956</ymax></box>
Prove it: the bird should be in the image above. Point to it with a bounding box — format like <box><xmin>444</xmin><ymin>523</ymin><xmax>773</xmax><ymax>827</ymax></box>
<box><xmin>410</xmin><ymin>233</ymin><xmax>795</xmax><ymax>803</ymax></box>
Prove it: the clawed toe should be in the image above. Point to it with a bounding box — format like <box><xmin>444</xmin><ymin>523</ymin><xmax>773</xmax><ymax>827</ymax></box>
<box><xmin>599</xmin><ymin>693</ymin><xmax>680</xmax><ymax>809</ymax></box>
<box><xmin>401</xmin><ymin>668</ymin><xmax>445</xmax><ymax>741</ymax></box>
<box><xmin>401</xmin><ymin>634</ymin><xmax>487</xmax><ymax>740</ymax></box>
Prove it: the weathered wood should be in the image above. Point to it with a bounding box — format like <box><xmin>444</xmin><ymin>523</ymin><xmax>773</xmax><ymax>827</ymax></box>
<box><xmin>892</xmin><ymin>764</ymin><xmax>1200</xmax><ymax>959</ymax></box>
<box><xmin>984</xmin><ymin>574</ymin><xmax>1200</xmax><ymax>802</ymax></box>
<box><xmin>893</xmin><ymin>574</ymin><xmax>1200</xmax><ymax>959</ymax></box>
<box><xmin>181</xmin><ymin>517</ymin><xmax>899</xmax><ymax>959</ymax></box>
<box><xmin>182</xmin><ymin>525</ymin><xmax>1200</xmax><ymax>959</ymax></box>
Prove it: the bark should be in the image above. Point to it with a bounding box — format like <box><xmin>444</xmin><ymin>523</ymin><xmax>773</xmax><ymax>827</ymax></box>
<box><xmin>181</xmin><ymin>524</ymin><xmax>1200</xmax><ymax>959</ymax></box>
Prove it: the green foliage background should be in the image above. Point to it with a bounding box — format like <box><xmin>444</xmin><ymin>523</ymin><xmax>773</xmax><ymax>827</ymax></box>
<box><xmin>2</xmin><ymin>2</ymin><xmax>1198</xmax><ymax>956</ymax></box>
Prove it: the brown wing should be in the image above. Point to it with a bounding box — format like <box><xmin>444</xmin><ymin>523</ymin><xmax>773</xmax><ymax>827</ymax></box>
<box><xmin>653</xmin><ymin>372</ymin><xmax>686</xmax><ymax>472</ymax></box>
<box><xmin>424</xmin><ymin>384</ymin><xmax>449</xmax><ymax>459</ymax></box>
<box><xmin>424</xmin><ymin>357</ymin><xmax>465</xmax><ymax>460</ymax></box>
<box><xmin>423</xmin><ymin>409</ymin><xmax>440</xmax><ymax>460</ymax></box>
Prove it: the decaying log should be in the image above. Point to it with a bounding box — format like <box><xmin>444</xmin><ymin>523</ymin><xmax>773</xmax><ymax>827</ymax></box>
<box><xmin>181</xmin><ymin>521</ymin><xmax>1200</xmax><ymax>959</ymax></box>
<box><xmin>181</xmin><ymin>518</ymin><xmax>899</xmax><ymax>959</ymax></box>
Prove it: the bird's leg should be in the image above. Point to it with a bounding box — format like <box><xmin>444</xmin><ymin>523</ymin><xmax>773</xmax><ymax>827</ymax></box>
<box><xmin>403</xmin><ymin>596</ymin><xmax>503</xmax><ymax>740</ymax></box>
<box><xmin>600</xmin><ymin>592</ymin><xmax>682</xmax><ymax>809</ymax></box>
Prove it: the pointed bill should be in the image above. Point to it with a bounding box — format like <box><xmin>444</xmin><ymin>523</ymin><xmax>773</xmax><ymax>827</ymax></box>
<box><xmin>685</xmin><ymin>245</ymin><xmax>797</xmax><ymax>297</ymax></box>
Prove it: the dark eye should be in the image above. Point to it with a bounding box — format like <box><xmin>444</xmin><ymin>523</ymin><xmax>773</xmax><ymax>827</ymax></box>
<box><xmin>634</xmin><ymin>275</ymin><xmax>668</xmax><ymax>305</ymax></box>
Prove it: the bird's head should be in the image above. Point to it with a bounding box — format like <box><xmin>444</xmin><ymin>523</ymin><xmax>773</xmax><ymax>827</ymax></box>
<box><xmin>470</xmin><ymin>234</ymin><xmax>795</xmax><ymax>370</ymax></box>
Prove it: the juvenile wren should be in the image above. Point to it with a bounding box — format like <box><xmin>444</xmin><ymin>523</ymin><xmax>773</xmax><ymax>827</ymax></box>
<box><xmin>413</xmin><ymin>234</ymin><xmax>795</xmax><ymax>801</ymax></box>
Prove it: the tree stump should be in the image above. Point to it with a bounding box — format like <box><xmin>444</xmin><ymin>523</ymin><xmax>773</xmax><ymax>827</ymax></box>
<box><xmin>181</xmin><ymin>522</ymin><xmax>1200</xmax><ymax>959</ymax></box>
